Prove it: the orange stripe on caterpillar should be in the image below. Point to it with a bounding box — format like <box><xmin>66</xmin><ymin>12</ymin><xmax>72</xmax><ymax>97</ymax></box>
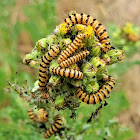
<box><xmin>37</xmin><ymin>108</ymin><xmax>48</xmax><ymax>123</ymax></box>
<box><xmin>51</xmin><ymin>67</ymin><xmax>83</xmax><ymax>79</ymax></box>
<box><xmin>77</xmin><ymin>76</ymin><xmax>115</xmax><ymax>104</ymax></box>
<box><xmin>57</xmin><ymin>34</ymin><xmax>85</xmax><ymax>64</ymax></box>
<box><xmin>39</xmin><ymin>45</ymin><xmax>60</xmax><ymax>91</ymax></box>
<box><xmin>28</xmin><ymin>108</ymin><xmax>38</xmax><ymax>124</ymax></box>
<box><xmin>60</xmin><ymin>50</ymin><xmax>90</xmax><ymax>68</ymax></box>
<box><xmin>44</xmin><ymin>114</ymin><xmax>62</xmax><ymax>138</ymax></box>
<box><xmin>64</xmin><ymin>13</ymin><xmax>111</xmax><ymax>53</ymax></box>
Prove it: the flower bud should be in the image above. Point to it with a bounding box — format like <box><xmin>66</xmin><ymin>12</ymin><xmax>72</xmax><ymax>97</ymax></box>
<box><xmin>107</xmin><ymin>50</ymin><xmax>125</xmax><ymax>65</ymax></box>
<box><xmin>90</xmin><ymin>57</ymin><xmax>106</xmax><ymax>73</ymax></box>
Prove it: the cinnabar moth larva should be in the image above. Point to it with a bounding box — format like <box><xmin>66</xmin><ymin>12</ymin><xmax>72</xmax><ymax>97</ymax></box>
<box><xmin>44</xmin><ymin>114</ymin><xmax>62</xmax><ymax>138</ymax></box>
<box><xmin>51</xmin><ymin>67</ymin><xmax>83</xmax><ymax>79</ymax></box>
<box><xmin>60</xmin><ymin>50</ymin><xmax>90</xmax><ymax>68</ymax></box>
<box><xmin>39</xmin><ymin>45</ymin><xmax>60</xmax><ymax>91</ymax></box>
<box><xmin>77</xmin><ymin>76</ymin><xmax>115</xmax><ymax>104</ymax></box>
<box><xmin>127</xmin><ymin>33</ymin><xmax>140</xmax><ymax>42</ymax></box>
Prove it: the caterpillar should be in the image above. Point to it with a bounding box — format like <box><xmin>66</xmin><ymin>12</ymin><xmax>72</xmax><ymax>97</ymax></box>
<box><xmin>77</xmin><ymin>76</ymin><xmax>115</xmax><ymax>104</ymax></box>
<box><xmin>44</xmin><ymin>114</ymin><xmax>63</xmax><ymax>138</ymax></box>
<box><xmin>60</xmin><ymin>50</ymin><xmax>90</xmax><ymax>68</ymax></box>
<box><xmin>28</xmin><ymin>108</ymin><xmax>38</xmax><ymax>124</ymax></box>
<box><xmin>57</xmin><ymin>33</ymin><xmax>85</xmax><ymax>64</ymax></box>
<box><xmin>64</xmin><ymin>13</ymin><xmax>111</xmax><ymax>53</ymax></box>
<box><xmin>126</xmin><ymin>33</ymin><xmax>140</xmax><ymax>42</ymax></box>
<box><xmin>51</xmin><ymin>67</ymin><xmax>83</xmax><ymax>79</ymax></box>
<box><xmin>39</xmin><ymin>45</ymin><xmax>60</xmax><ymax>91</ymax></box>
<box><xmin>37</xmin><ymin>108</ymin><xmax>48</xmax><ymax>123</ymax></box>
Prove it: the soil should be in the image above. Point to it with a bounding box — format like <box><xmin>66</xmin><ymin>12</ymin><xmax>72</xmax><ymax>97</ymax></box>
<box><xmin>56</xmin><ymin>0</ymin><xmax>140</xmax><ymax>26</ymax></box>
<box><xmin>13</xmin><ymin>0</ymin><xmax>140</xmax><ymax>139</ymax></box>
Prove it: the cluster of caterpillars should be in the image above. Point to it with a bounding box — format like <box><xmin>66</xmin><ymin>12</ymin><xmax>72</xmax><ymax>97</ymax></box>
<box><xmin>35</xmin><ymin>12</ymin><xmax>118</xmax><ymax>139</ymax></box>
<box><xmin>39</xmin><ymin>12</ymin><xmax>115</xmax><ymax>106</ymax></box>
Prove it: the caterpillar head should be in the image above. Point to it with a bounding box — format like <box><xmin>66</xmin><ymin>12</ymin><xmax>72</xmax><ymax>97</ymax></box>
<box><xmin>50</xmin><ymin>44</ymin><xmax>60</xmax><ymax>53</ymax></box>
<box><xmin>37</xmin><ymin>108</ymin><xmax>48</xmax><ymax>123</ymax></box>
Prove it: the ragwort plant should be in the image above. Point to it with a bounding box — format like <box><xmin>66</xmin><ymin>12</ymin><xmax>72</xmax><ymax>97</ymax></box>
<box><xmin>7</xmin><ymin>10</ymin><xmax>134</xmax><ymax>140</ymax></box>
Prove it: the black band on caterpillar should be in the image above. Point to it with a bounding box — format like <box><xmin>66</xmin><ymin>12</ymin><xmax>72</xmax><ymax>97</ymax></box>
<box><xmin>77</xmin><ymin>76</ymin><xmax>115</xmax><ymax>104</ymax></box>
<box><xmin>64</xmin><ymin>13</ymin><xmax>111</xmax><ymax>53</ymax></box>
<box><xmin>51</xmin><ymin>67</ymin><xmax>83</xmax><ymax>79</ymax></box>
<box><xmin>39</xmin><ymin>45</ymin><xmax>60</xmax><ymax>91</ymax></box>
<box><xmin>44</xmin><ymin>114</ymin><xmax>62</xmax><ymax>138</ymax></box>
<box><xmin>57</xmin><ymin>34</ymin><xmax>85</xmax><ymax>63</ymax></box>
<box><xmin>60</xmin><ymin>50</ymin><xmax>90</xmax><ymax>68</ymax></box>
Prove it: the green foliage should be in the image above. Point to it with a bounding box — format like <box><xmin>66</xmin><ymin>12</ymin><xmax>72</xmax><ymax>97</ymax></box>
<box><xmin>22</xmin><ymin>0</ymin><xmax>57</xmax><ymax>42</ymax></box>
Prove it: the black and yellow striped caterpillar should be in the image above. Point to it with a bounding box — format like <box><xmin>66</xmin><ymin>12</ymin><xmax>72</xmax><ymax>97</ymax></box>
<box><xmin>126</xmin><ymin>33</ymin><xmax>140</xmax><ymax>42</ymax></box>
<box><xmin>77</xmin><ymin>76</ymin><xmax>115</xmax><ymax>104</ymax></box>
<box><xmin>57</xmin><ymin>34</ymin><xmax>85</xmax><ymax>64</ymax></box>
<box><xmin>28</xmin><ymin>108</ymin><xmax>38</xmax><ymax>124</ymax></box>
<box><xmin>39</xmin><ymin>45</ymin><xmax>60</xmax><ymax>91</ymax></box>
<box><xmin>37</xmin><ymin>108</ymin><xmax>48</xmax><ymax>123</ymax></box>
<box><xmin>60</xmin><ymin>50</ymin><xmax>90</xmax><ymax>68</ymax></box>
<box><xmin>44</xmin><ymin>114</ymin><xmax>62</xmax><ymax>138</ymax></box>
<box><xmin>51</xmin><ymin>67</ymin><xmax>83</xmax><ymax>79</ymax></box>
<box><xmin>64</xmin><ymin>13</ymin><xmax>111</xmax><ymax>53</ymax></box>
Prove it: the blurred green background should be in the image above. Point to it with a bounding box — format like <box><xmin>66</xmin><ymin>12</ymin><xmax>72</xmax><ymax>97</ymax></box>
<box><xmin>0</xmin><ymin>0</ymin><xmax>140</xmax><ymax>140</ymax></box>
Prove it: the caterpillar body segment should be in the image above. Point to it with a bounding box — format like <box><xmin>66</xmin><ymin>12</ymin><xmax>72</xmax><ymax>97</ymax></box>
<box><xmin>28</xmin><ymin>108</ymin><xmax>38</xmax><ymax>124</ymax></box>
<box><xmin>60</xmin><ymin>50</ymin><xmax>90</xmax><ymax>68</ymax></box>
<box><xmin>44</xmin><ymin>114</ymin><xmax>63</xmax><ymax>138</ymax></box>
<box><xmin>39</xmin><ymin>45</ymin><xmax>60</xmax><ymax>91</ymax></box>
<box><xmin>57</xmin><ymin>34</ymin><xmax>85</xmax><ymax>64</ymax></box>
<box><xmin>64</xmin><ymin>13</ymin><xmax>111</xmax><ymax>52</ymax></box>
<box><xmin>51</xmin><ymin>67</ymin><xmax>83</xmax><ymax>79</ymax></box>
<box><xmin>37</xmin><ymin>108</ymin><xmax>48</xmax><ymax>123</ymax></box>
<box><xmin>77</xmin><ymin>76</ymin><xmax>115</xmax><ymax>104</ymax></box>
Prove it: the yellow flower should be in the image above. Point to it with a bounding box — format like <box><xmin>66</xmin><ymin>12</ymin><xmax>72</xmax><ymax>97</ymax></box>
<box><xmin>59</xmin><ymin>23</ymin><xmax>72</xmax><ymax>35</ymax></box>
<box><xmin>124</xmin><ymin>22</ymin><xmax>133</xmax><ymax>34</ymax></box>
<box><xmin>75</xmin><ymin>24</ymin><xmax>85</xmax><ymax>32</ymax></box>
<box><xmin>84</xmin><ymin>26</ymin><xmax>94</xmax><ymax>37</ymax></box>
